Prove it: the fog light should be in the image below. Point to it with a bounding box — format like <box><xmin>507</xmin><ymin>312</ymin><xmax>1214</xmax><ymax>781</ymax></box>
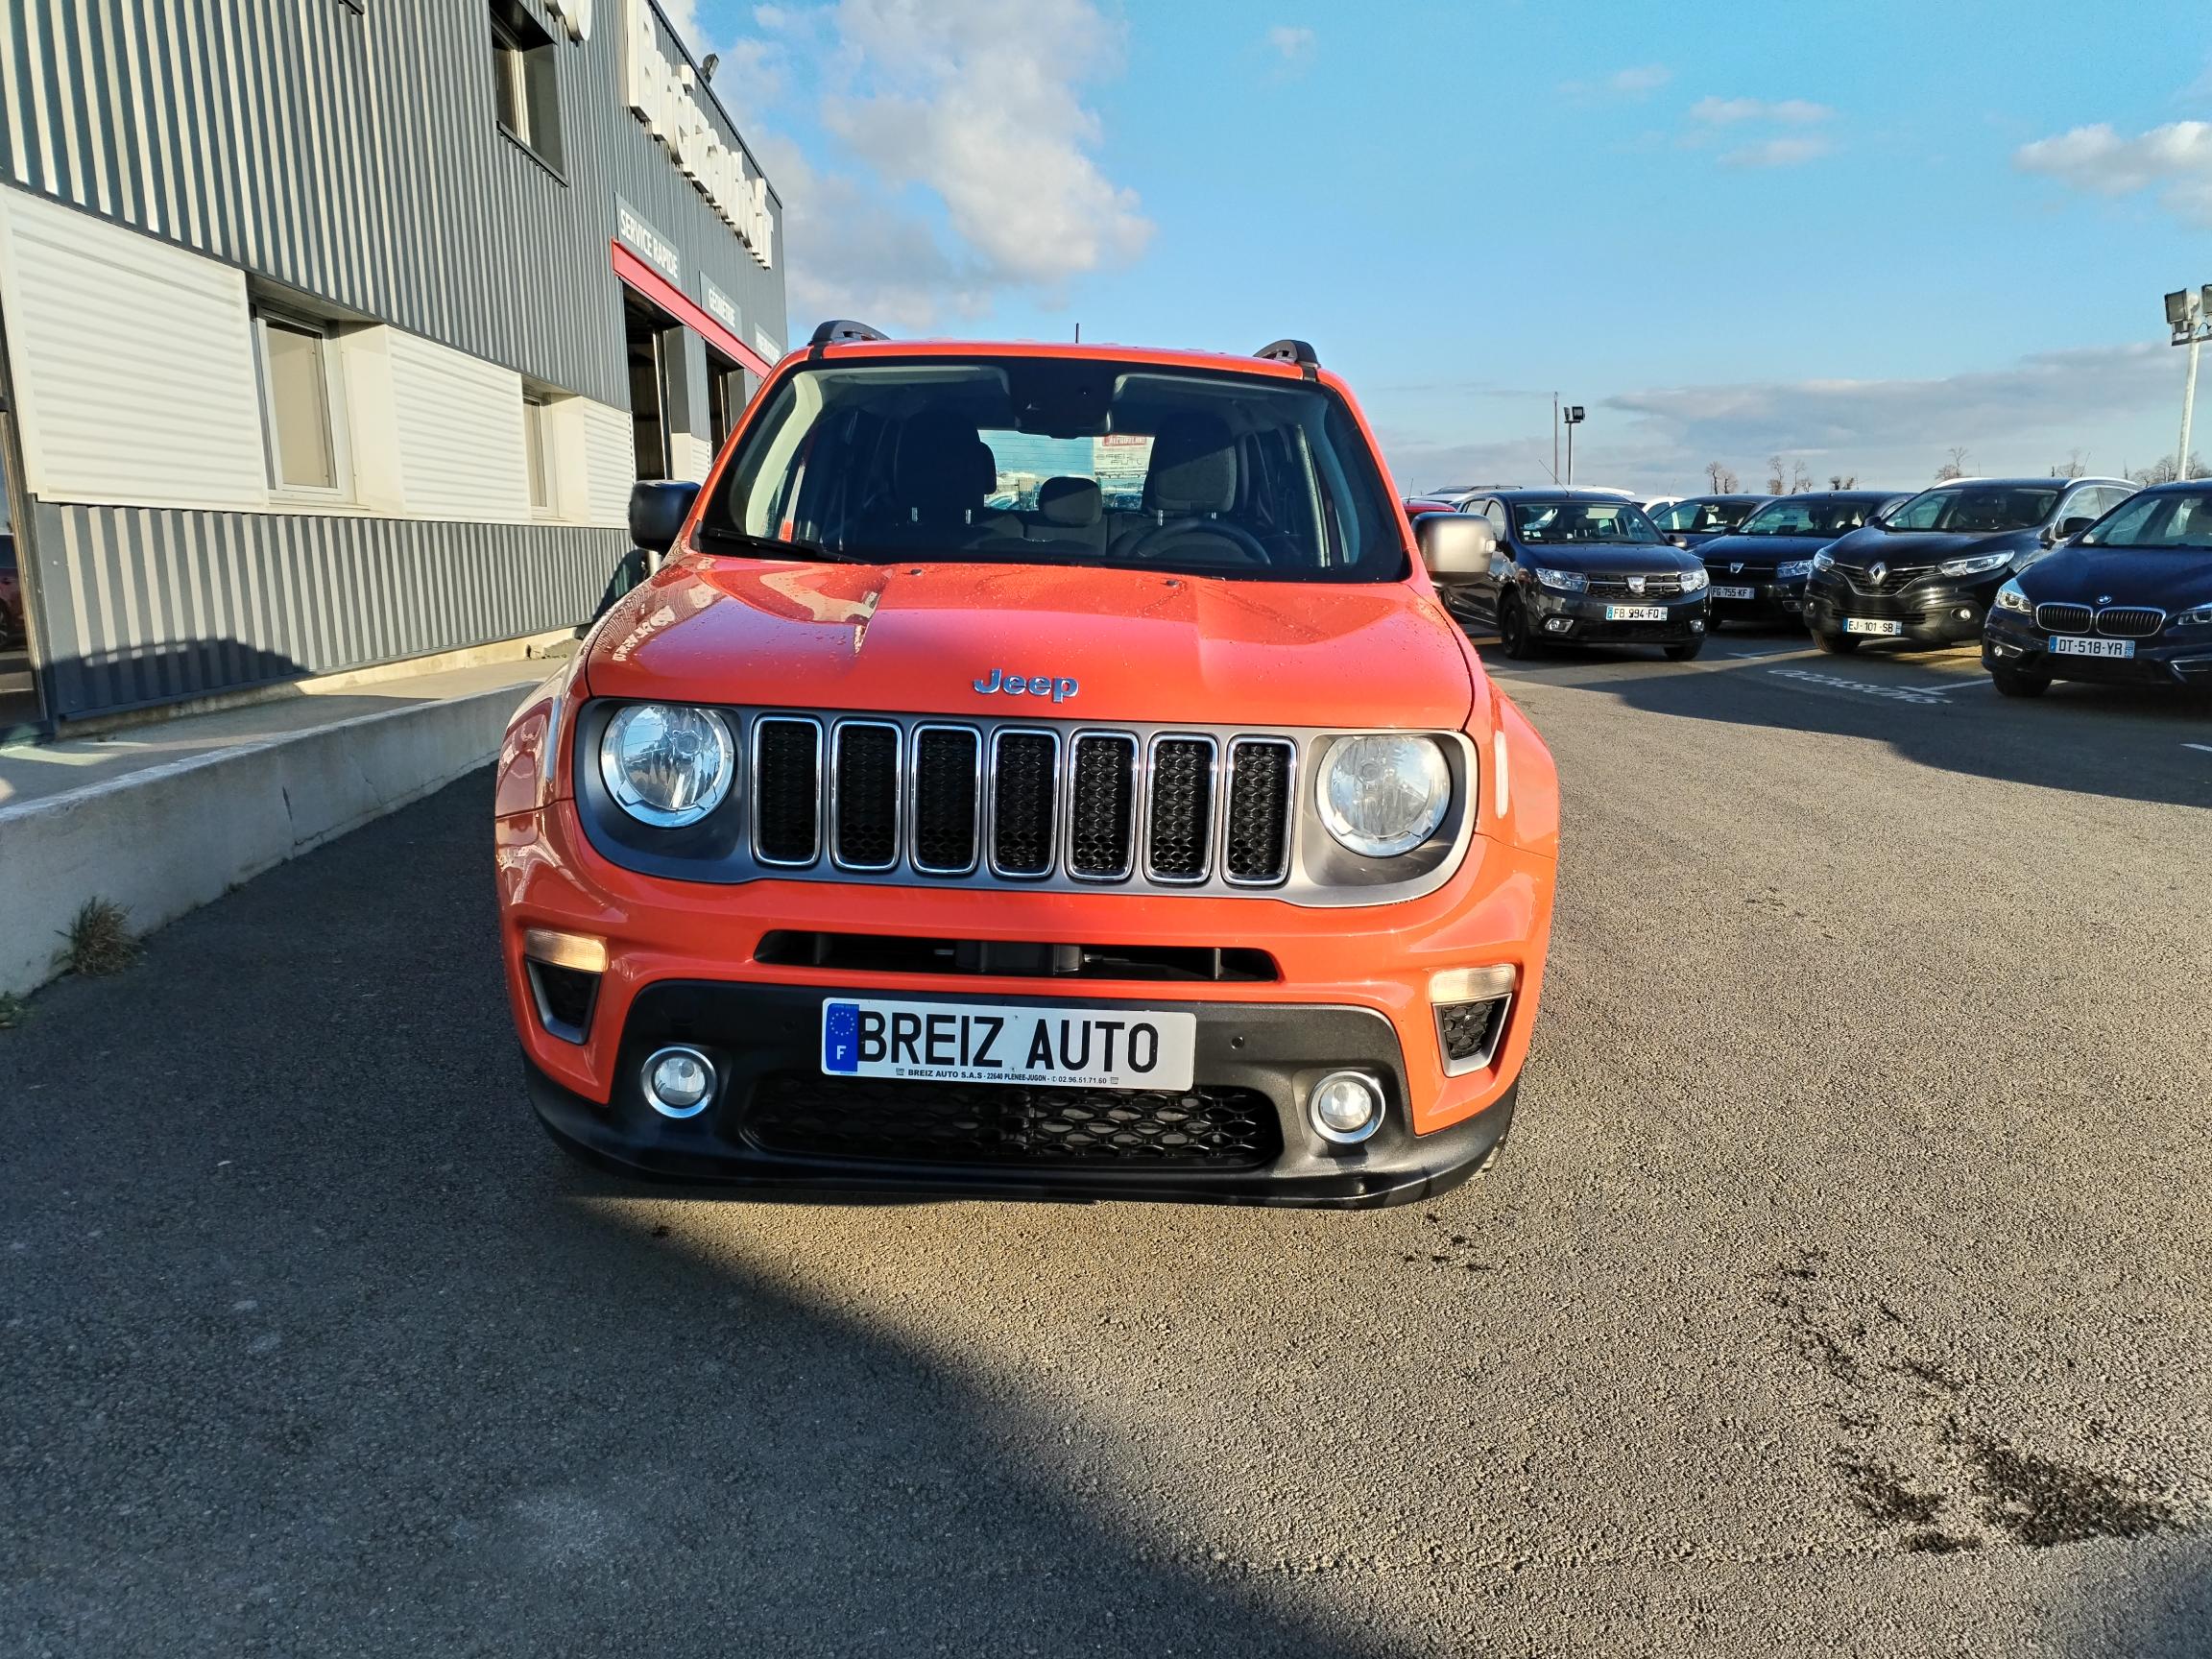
<box><xmin>1545</xmin><ymin>616</ymin><xmax>1572</xmax><ymax>634</ymax></box>
<box><xmin>1691</xmin><ymin>620</ymin><xmax>1706</xmax><ymax>633</ymax></box>
<box><xmin>1956</xmin><ymin>607</ymin><xmax>1975</xmax><ymax>621</ymax></box>
<box><xmin>1309</xmin><ymin>1070</ymin><xmax>1383</xmax><ymax>1144</ymax></box>
<box><xmin>642</xmin><ymin>1046</ymin><xmax>717</xmax><ymax>1118</ymax></box>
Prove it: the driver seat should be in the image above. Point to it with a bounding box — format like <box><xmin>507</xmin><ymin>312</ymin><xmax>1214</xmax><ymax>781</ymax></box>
<box><xmin>1108</xmin><ymin>414</ymin><xmax>1264</xmax><ymax>566</ymax></box>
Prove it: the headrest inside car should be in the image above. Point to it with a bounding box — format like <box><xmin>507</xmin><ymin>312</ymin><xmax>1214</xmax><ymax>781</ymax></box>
<box><xmin>1143</xmin><ymin>414</ymin><xmax>1238</xmax><ymax>515</ymax></box>
<box><xmin>892</xmin><ymin>421</ymin><xmax>985</xmax><ymax>511</ymax></box>
<box><xmin>1037</xmin><ymin>476</ymin><xmax>1102</xmax><ymax>527</ymax></box>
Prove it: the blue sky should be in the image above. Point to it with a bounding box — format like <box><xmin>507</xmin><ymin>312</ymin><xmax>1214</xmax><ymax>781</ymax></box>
<box><xmin>674</xmin><ymin>0</ymin><xmax>2212</xmax><ymax>493</ymax></box>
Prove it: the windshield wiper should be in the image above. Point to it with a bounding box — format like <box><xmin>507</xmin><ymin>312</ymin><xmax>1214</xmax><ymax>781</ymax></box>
<box><xmin>692</xmin><ymin>524</ymin><xmax>876</xmax><ymax>564</ymax></box>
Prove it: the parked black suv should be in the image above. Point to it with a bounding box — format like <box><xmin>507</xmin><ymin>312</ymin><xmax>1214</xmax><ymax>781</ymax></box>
<box><xmin>1694</xmin><ymin>491</ymin><xmax>1905</xmax><ymax>629</ymax></box>
<box><xmin>1803</xmin><ymin>476</ymin><xmax>2135</xmax><ymax>653</ymax></box>
<box><xmin>1441</xmin><ymin>490</ymin><xmax>1710</xmax><ymax>661</ymax></box>
<box><xmin>1982</xmin><ymin>480</ymin><xmax>2212</xmax><ymax>696</ymax></box>
<box><xmin>1647</xmin><ymin>493</ymin><xmax>1770</xmax><ymax>551</ymax></box>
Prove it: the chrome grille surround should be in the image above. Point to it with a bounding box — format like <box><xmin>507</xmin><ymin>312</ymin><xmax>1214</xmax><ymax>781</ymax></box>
<box><xmin>2035</xmin><ymin>602</ymin><xmax>2093</xmax><ymax>635</ymax></box>
<box><xmin>573</xmin><ymin>709</ymin><xmax>1479</xmax><ymax>908</ymax></box>
<box><xmin>2096</xmin><ymin>606</ymin><xmax>2165</xmax><ymax>638</ymax></box>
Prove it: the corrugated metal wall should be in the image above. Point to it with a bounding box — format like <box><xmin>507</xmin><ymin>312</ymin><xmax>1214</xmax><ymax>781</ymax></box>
<box><xmin>0</xmin><ymin>0</ymin><xmax>786</xmax><ymax>720</ymax></box>
<box><xmin>29</xmin><ymin>499</ymin><xmax>618</xmax><ymax>716</ymax></box>
<box><xmin>0</xmin><ymin>0</ymin><xmax>783</xmax><ymax>408</ymax></box>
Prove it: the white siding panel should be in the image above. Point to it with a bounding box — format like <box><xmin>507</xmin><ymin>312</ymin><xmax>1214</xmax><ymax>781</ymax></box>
<box><xmin>669</xmin><ymin>430</ymin><xmax>712</xmax><ymax>485</ymax></box>
<box><xmin>579</xmin><ymin>397</ymin><xmax>635</xmax><ymax>529</ymax></box>
<box><xmin>0</xmin><ymin>184</ymin><xmax>266</xmax><ymax>509</ymax></box>
<box><xmin>387</xmin><ymin>327</ymin><xmax>531</xmax><ymax>522</ymax></box>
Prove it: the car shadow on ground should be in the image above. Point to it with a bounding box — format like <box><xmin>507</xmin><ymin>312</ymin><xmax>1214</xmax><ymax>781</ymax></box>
<box><xmin>1469</xmin><ymin>622</ymin><xmax>2212</xmax><ymax>812</ymax></box>
<box><xmin>0</xmin><ymin>775</ymin><xmax>1382</xmax><ymax>1658</ymax></box>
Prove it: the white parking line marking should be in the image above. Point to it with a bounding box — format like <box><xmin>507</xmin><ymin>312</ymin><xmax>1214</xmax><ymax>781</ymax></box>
<box><xmin>1766</xmin><ymin>667</ymin><xmax>1955</xmax><ymax>708</ymax></box>
<box><xmin>2186</xmin><ymin>743</ymin><xmax>2212</xmax><ymax>756</ymax></box>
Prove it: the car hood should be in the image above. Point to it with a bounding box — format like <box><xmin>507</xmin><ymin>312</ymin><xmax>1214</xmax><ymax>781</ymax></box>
<box><xmin>1828</xmin><ymin>525</ymin><xmax>2039</xmax><ymax>565</ymax></box>
<box><xmin>584</xmin><ymin>557</ymin><xmax>1478</xmax><ymax>730</ymax></box>
<box><xmin>1512</xmin><ymin>545</ymin><xmax>1701</xmax><ymax>577</ymax></box>
<box><xmin>2018</xmin><ymin>545</ymin><xmax>2212</xmax><ymax>608</ymax></box>
<box><xmin>1695</xmin><ymin>532</ymin><xmax>1837</xmax><ymax>563</ymax></box>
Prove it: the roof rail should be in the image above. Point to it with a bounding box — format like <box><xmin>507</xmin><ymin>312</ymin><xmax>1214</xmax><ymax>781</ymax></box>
<box><xmin>808</xmin><ymin>319</ymin><xmax>891</xmax><ymax>354</ymax></box>
<box><xmin>1255</xmin><ymin>338</ymin><xmax>1319</xmax><ymax>378</ymax></box>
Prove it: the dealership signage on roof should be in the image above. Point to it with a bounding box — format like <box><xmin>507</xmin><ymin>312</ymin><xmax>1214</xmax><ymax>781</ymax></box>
<box><xmin>622</xmin><ymin>0</ymin><xmax>776</xmax><ymax>270</ymax></box>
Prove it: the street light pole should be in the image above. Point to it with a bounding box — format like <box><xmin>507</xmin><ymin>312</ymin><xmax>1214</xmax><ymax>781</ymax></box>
<box><xmin>1561</xmin><ymin>404</ymin><xmax>1586</xmax><ymax>486</ymax></box>
<box><xmin>2164</xmin><ymin>285</ymin><xmax>2212</xmax><ymax>479</ymax></box>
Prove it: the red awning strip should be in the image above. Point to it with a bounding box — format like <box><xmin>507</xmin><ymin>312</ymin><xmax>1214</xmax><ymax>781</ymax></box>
<box><xmin>610</xmin><ymin>241</ymin><xmax>776</xmax><ymax>377</ymax></box>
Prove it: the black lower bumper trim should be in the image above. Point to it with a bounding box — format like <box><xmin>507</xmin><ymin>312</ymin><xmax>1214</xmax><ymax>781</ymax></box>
<box><xmin>524</xmin><ymin>982</ymin><xmax>1518</xmax><ymax>1209</ymax></box>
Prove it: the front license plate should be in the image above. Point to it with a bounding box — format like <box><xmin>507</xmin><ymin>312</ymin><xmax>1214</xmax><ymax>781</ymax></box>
<box><xmin>1845</xmin><ymin>617</ymin><xmax>1904</xmax><ymax>636</ymax></box>
<box><xmin>2051</xmin><ymin>635</ymin><xmax>2133</xmax><ymax>659</ymax></box>
<box><xmin>822</xmin><ymin>998</ymin><xmax>1198</xmax><ymax>1090</ymax></box>
<box><xmin>1605</xmin><ymin>605</ymin><xmax>1670</xmax><ymax>622</ymax></box>
<box><xmin>1710</xmin><ymin>586</ymin><xmax>1757</xmax><ymax>601</ymax></box>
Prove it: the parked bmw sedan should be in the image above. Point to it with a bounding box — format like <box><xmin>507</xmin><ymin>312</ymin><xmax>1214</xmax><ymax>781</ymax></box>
<box><xmin>1802</xmin><ymin>475</ymin><xmax>2135</xmax><ymax>653</ymax></box>
<box><xmin>1443</xmin><ymin>489</ymin><xmax>1709</xmax><ymax>661</ymax></box>
<box><xmin>1981</xmin><ymin>480</ymin><xmax>2212</xmax><ymax>696</ymax></box>
<box><xmin>1695</xmin><ymin>491</ymin><xmax>1904</xmax><ymax>629</ymax></box>
<box><xmin>1647</xmin><ymin>493</ymin><xmax>1770</xmax><ymax>551</ymax></box>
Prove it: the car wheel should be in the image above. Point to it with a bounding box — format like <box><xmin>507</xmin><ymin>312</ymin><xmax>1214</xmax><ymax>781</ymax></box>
<box><xmin>1813</xmin><ymin>632</ymin><xmax>1859</xmax><ymax>654</ymax></box>
<box><xmin>1990</xmin><ymin>666</ymin><xmax>2050</xmax><ymax>699</ymax></box>
<box><xmin>1664</xmin><ymin>638</ymin><xmax>1704</xmax><ymax>662</ymax></box>
<box><xmin>1496</xmin><ymin>594</ymin><xmax>1539</xmax><ymax>660</ymax></box>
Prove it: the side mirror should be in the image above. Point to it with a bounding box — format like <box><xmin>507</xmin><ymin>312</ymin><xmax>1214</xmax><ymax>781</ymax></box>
<box><xmin>2055</xmin><ymin>515</ymin><xmax>2095</xmax><ymax>541</ymax></box>
<box><xmin>1416</xmin><ymin>513</ymin><xmax>1496</xmax><ymax>584</ymax></box>
<box><xmin>629</xmin><ymin>480</ymin><xmax>701</xmax><ymax>554</ymax></box>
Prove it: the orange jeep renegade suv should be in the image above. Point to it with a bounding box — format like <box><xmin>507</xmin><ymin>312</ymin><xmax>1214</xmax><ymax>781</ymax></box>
<box><xmin>494</xmin><ymin>327</ymin><xmax>1559</xmax><ymax>1207</ymax></box>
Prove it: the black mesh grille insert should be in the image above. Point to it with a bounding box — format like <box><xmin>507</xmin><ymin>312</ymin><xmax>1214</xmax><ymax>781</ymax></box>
<box><xmin>833</xmin><ymin>724</ymin><xmax>900</xmax><ymax>869</ymax></box>
<box><xmin>746</xmin><ymin>1073</ymin><xmax>1281</xmax><ymax>1167</ymax></box>
<box><xmin>754</xmin><ymin>718</ymin><xmax>820</xmax><ymax>863</ymax></box>
<box><xmin>1069</xmin><ymin>735</ymin><xmax>1137</xmax><ymax>878</ymax></box>
<box><xmin>1146</xmin><ymin>738</ymin><xmax>1214</xmax><ymax>880</ymax></box>
<box><xmin>2097</xmin><ymin>607</ymin><xmax>2164</xmax><ymax>638</ymax></box>
<box><xmin>2036</xmin><ymin>603</ymin><xmax>2092</xmax><ymax>634</ymax></box>
<box><xmin>912</xmin><ymin>727</ymin><xmax>980</xmax><ymax>873</ymax></box>
<box><xmin>1438</xmin><ymin>998</ymin><xmax>1507</xmax><ymax>1065</ymax></box>
<box><xmin>992</xmin><ymin>733</ymin><xmax>1057</xmax><ymax>876</ymax></box>
<box><xmin>1224</xmin><ymin>740</ymin><xmax>1292</xmax><ymax>883</ymax></box>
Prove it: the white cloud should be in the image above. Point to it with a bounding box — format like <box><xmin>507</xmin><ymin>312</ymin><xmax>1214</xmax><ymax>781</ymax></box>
<box><xmin>1560</xmin><ymin>63</ymin><xmax>1672</xmax><ymax>101</ymax></box>
<box><xmin>723</xmin><ymin>0</ymin><xmax>1152</xmax><ymax>328</ymax></box>
<box><xmin>1690</xmin><ymin>95</ymin><xmax>1834</xmax><ymax>125</ymax></box>
<box><xmin>1719</xmin><ymin>135</ymin><xmax>1834</xmax><ymax>169</ymax></box>
<box><xmin>1383</xmin><ymin>345</ymin><xmax>2176</xmax><ymax>496</ymax></box>
<box><xmin>1265</xmin><ymin>25</ymin><xmax>1315</xmax><ymax>63</ymax></box>
<box><xmin>2014</xmin><ymin>121</ymin><xmax>2212</xmax><ymax>226</ymax></box>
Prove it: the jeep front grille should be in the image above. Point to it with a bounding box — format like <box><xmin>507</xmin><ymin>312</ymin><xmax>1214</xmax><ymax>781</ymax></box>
<box><xmin>733</xmin><ymin>714</ymin><xmax>1299</xmax><ymax>891</ymax></box>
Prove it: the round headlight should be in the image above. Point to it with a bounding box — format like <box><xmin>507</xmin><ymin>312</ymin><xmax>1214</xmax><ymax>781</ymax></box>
<box><xmin>600</xmin><ymin>704</ymin><xmax>735</xmax><ymax>827</ymax></box>
<box><xmin>1317</xmin><ymin>734</ymin><xmax>1452</xmax><ymax>858</ymax></box>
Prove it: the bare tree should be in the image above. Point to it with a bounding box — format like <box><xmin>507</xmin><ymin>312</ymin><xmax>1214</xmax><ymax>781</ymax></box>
<box><xmin>2128</xmin><ymin>451</ymin><xmax>2208</xmax><ymax>485</ymax></box>
<box><xmin>1705</xmin><ymin>460</ymin><xmax>1727</xmax><ymax>492</ymax></box>
<box><xmin>2052</xmin><ymin>448</ymin><xmax>2087</xmax><ymax>479</ymax></box>
<box><xmin>1934</xmin><ymin>445</ymin><xmax>1969</xmax><ymax>482</ymax></box>
<box><xmin>1828</xmin><ymin>472</ymin><xmax>1858</xmax><ymax>489</ymax></box>
<box><xmin>1767</xmin><ymin>453</ymin><xmax>1788</xmax><ymax>493</ymax></box>
<box><xmin>1790</xmin><ymin>461</ymin><xmax>1815</xmax><ymax>493</ymax></box>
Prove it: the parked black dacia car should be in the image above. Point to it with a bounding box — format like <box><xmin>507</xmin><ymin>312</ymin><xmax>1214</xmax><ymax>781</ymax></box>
<box><xmin>1982</xmin><ymin>480</ymin><xmax>2212</xmax><ymax>696</ymax></box>
<box><xmin>1695</xmin><ymin>490</ymin><xmax>1905</xmax><ymax>629</ymax></box>
<box><xmin>1442</xmin><ymin>489</ymin><xmax>1710</xmax><ymax>661</ymax></box>
<box><xmin>1802</xmin><ymin>476</ymin><xmax>2135</xmax><ymax>653</ymax></box>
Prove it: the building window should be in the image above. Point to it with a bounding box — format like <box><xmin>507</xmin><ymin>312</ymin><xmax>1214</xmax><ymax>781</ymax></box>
<box><xmin>625</xmin><ymin>294</ymin><xmax>673</xmax><ymax>482</ymax></box>
<box><xmin>490</xmin><ymin>3</ymin><xmax>562</xmax><ymax>169</ymax></box>
<box><xmin>522</xmin><ymin>393</ymin><xmax>553</xmax><ymax>516</ymax></box>
<box><xmin>253</xmin><ymin>312</ymin><xmax>346</xmax><ymax>495</ymax></box>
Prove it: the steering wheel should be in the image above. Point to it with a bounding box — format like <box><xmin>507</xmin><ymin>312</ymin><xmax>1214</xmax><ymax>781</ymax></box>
<box><xmin>1116</xmin><ymin>516</ymin><xmax>1275</xmax><ymax>565</ymax></box>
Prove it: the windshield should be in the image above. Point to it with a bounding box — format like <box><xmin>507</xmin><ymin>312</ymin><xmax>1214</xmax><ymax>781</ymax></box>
<box><xmin>1884</xmin><ymin>485</ymin><xmax>2060</xmax><ymax>534</ymax></box>
<box><xmin>2079</xmin><ymin>489</ymin><xmax>2212</xmax><ymax>549</ymax></box>
<box><xmin>1649</xmin><ymin>498</ymin><xmax>1756</xmax><ymax>534</ymax></box>
<box><xmin>704</xmin><ymin>356</ymin><xmax>1404</xmax><ymax>582</ymax></box>
<box><xmin>1509</xmin><ymin>501</ymin><xmax>1664</xmax><ymax>544</ymax></box>
<box><xmin>1733</xmin><ymin>497</ymin><xmax>1885</xmax><ymax>537</ymax></box>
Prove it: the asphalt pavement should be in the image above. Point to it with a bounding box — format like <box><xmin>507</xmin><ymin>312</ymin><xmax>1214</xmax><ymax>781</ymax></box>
<box><xmin>4</xmin><ymin>627</ymin><xmax>2210</xmax><ymax>1656</ymax></box>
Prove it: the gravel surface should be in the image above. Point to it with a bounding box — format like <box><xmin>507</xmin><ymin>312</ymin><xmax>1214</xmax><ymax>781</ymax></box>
<box><xmin>4</xmin><ymin>634</ymin><xmax>2208</xmax><ymax>1656</ymax></box>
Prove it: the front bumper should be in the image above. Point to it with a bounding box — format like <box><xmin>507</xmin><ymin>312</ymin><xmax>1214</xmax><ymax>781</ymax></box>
<box><xmin>1704</xmin><ymin>574</ymin><xmax>1807</xmax><ymax>624</ymax></box>
<box><xmin>527</xmin><ymin>983</ymin><xmax>1517</xmax><ymax>1208</ymax></box>
<box><xmin>1983</xmin><ymin>612</ymin><xmax>2212</xmax><ymax>687</ymax></box>
<box><xmin>1803</xmin><ymin>572</ymin><xmax>2000</xmax><ymax>646</ymax></box>
<box><xmin>1526</xmin><ymin>586</ymin><xmax>1708</xmax><ymax>646</ymax></box>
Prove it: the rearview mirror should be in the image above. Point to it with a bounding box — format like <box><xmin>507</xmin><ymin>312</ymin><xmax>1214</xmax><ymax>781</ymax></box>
<box><xmin>629</xmin><ymin>480</ymin><xmax>702</xmax><ymax>554</ymax></box>
<box><xmin>1416</xmin><ymin>513</ymin><xmax>1496</xmax><ymax>583</ymax></box>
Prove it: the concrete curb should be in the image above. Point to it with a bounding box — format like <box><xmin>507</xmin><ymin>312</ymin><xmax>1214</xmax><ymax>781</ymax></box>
<box><xmin>0</xmin><ymin>682</ymin><xmax>529</xmax><ymax>998</ymax></box>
